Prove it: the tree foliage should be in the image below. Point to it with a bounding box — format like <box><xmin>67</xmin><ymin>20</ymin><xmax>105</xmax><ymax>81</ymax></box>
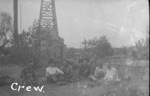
<box><xmin>16</xmin><ymin>19</ymin><xmax>41</xmax><ymax>65</ymax></box>
<box><xmin>130</xmin><ymin>27</ymin><xmax>149</xmax><ymax>60</ymax></box>
<box><xmin>134</xmin><ymin>36</ymin><xmax>149</xmax><ymax>60</ymax></box>
<box><xmin>113</xmin><ymin>46</ymin><xmax>128</xmax><ymax>56</ymax></box>
<box><xmin>66</xmin><ymin>47</ymin><xmax>77</xmax><ymax>59</ymax></box>
<box><xmin>0</xmin><ymin>12</ymin><xmax>12</xmax><ymax>50</ymax></box>
<box><xmin>95</xmin><ymin>36</ymin><xmax>113</xmax><ymax>57</ymax></box>
<box><xmin>8</xmin><ymin>18</ymin><xmax>42</xmax><ymax>65</ymax></box>
<box><xmin>81</xmin><ymin>36</ymin><xmax>113</xmax><ymax>58</ymax></box>
<box><xmin>15</xmin><ymin>18</ymin><xmax>53</xmax><ymax>66</ymax></box>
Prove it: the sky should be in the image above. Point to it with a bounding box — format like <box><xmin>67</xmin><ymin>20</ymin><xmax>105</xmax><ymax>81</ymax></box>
<box><xmin>0</xmin><ymin>0</ymin><xmax>149</xmax><ymax>48</ymax></box>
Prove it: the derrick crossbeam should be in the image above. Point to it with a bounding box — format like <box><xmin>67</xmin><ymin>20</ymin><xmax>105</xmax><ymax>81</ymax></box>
<box><xmin>39</xmin><ymin>0</ymin><xmax>58</xmax><ymax>34</ymax></box>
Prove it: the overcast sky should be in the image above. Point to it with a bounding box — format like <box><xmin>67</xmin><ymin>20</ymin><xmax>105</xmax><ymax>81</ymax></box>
<box><xmin>0</xmin><ymin>0</ymin><xmax>149</xmax><ymax>48</ymax></box>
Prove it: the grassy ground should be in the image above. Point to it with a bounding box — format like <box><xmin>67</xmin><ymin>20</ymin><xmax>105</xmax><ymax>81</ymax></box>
<box><xmin>0</xmin><ymin>60</ymin><xmax>149</xmax><ymax>96</ymax></box>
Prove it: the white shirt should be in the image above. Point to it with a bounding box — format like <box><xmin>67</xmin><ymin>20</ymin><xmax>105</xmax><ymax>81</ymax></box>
<box><xmin>94</xmin><ymin>67</ymin><xmax>104</xmax><ymax>77</ymax></box>
<box><xmin>46</xmin><ymin>66</ymin><xmax>64</xmax><ymax>77</ymax></box>
<box><xmin>103</xmin><ymin>67</ymin><xmax>118</xmax><ymax>81</ymax></box>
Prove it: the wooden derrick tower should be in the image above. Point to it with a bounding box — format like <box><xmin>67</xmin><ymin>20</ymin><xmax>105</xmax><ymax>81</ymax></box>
<box><xmin>38</xmin><ymin>0</ymin><xmax>65</xmax><ymax>59</ymax></box>
<box><xmin>39</xmin><ymin>0</ymin><xmax>58</xmax><ymax>35</ymax></box>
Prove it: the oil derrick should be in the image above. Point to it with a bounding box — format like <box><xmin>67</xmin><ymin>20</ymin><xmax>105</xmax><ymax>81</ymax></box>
<box><xmin>39</xmin><ymin>0</ymin><xmax>58</xmax><ymax>37</ymax></box>
<box><xmin>38</xmin><ymin>0</ymin><xmax>65</xmax><ymax>59</ymax></box>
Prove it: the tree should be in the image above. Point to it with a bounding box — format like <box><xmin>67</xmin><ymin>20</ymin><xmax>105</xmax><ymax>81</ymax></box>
<box><xmin>22</xmin><ymin>19</ymin><xmax>54</xmax><ymax>67</ymax></box>
<box><xmin>113</xmin><ymin>46</ymin><xmax>128</xmax><ymax>56</ymax></box>
<box><xmin>134</xmin><ymin>38</ymin><xmax>149</xmax><ymax>60</ymax></box>
<box><xmin>0</xmin><ymin>12</ymin><xmax>13</xmax><ymax>55</ymax></box>
<box><xmin>82</xmin><ymin>39</ymin><xmax>88</xmax><ymax>49</ymax></box>
<box><xmin>81</xmin><ymin>36</ymin><xmax>113</xmax><ymax>58</ymax></box>
<box><xmin>132</xmin><ymin>26</ymin><xmax>149</xmax><ymax>60</ymax></box>
<box><xmin>66</xmin><ymin>47</ymin><xmax>77</xmax><ymax>59</ymax></box>
<box><xmin>10</xmin><ymin>19</ymin><xmax>41</xmax><ymax>64</ymax></box>
<box><xmin>95</xmin><ymin>36</ymin><xmax>113</xmax><ymax>57</ymax></box>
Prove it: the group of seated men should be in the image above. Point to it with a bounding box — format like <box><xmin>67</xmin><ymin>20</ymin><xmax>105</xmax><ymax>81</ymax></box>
<box><xmin>20</xmin><ymin>57</ymin><xmax>121</xmax><ymax>86</ymax></box>
<box><xmin>89</xmin><ymin>62</ymin><xmax>120</xmax><ymax>85</ymax></box>
<box><xmin>46</xmin><ymin>58</ymin><xmax>120</xmax><ymax>85</ymax></box>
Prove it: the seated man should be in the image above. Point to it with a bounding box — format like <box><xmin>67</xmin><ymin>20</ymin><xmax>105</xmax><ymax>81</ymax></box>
<box><xmin>46</xmin><ymin>65</ymin><xmax>64</xmax><ymax>83</ymax></box>
<box><xmin>89</xmin><ymin>63</ymin><xmax>106</xmax><ymax>81</ymax></box>
<box><xmin>60</xmin><ymin>61</ymin><xmax>73</xmax><ymax>81</ymax></box>
<box><xmin>20</xmin><ymin>63</ymin><xmax>38</xmax><ymax>86</ymax></box>
<box><xmin>95</xmin><ymin>66</ymin><xmax>106</xmax><ymax>79</ymax></box>
<box><xmin>103</xmin><ymin>62</ymin><xmax>120</xmax><ymax>84</ymax></box>
<box><xmin>78</xmin><ymin>60</ymin><xmax>91</xmax><ymax>80</ymax></box>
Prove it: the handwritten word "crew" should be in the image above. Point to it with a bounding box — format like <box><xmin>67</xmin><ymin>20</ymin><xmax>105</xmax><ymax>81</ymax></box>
<box><xmin>11</xmin><ymin>83</ymin><xmax>45</xmax><ymax>93</ymax></box>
